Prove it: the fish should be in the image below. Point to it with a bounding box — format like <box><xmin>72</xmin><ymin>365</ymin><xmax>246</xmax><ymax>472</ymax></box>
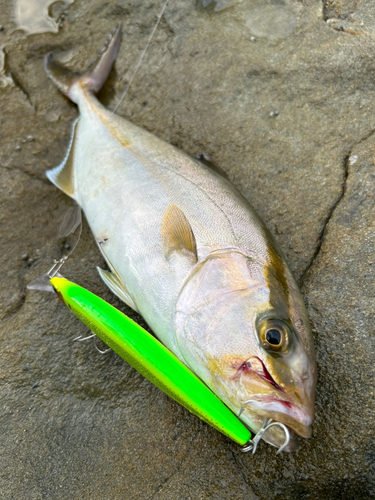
<box><xmin>44</xmin><ymin>24</ymin><xmax>316</xmax><ymax>451</ymax></box>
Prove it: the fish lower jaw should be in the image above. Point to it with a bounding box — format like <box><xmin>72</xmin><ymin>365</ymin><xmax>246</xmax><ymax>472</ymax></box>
<box><xmin>242</xmin><ymin>396</ymin><xmax>312</xmax><ymax>438</ymax></box>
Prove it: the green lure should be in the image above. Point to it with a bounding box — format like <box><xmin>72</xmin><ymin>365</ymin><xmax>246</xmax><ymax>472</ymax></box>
<box><xmin>50</xmin><ymin>277</ymin><xmax>252</xmax><ymax>447</ymax></box>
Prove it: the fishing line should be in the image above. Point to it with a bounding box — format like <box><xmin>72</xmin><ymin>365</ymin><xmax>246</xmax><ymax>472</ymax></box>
<box><xmin>29</xmin><ymin>1</ymin><xmax>169</xmax><ymax>288</ymax></box>
<box><xmin>60</xmin><ymin>4</ymin><xmax>170</xmax><ymax>350</ymax></box>
<box><xmin>27</xmin><ymin>206</ymin><xmax>82</xmax><ymax>291</ymax></box>
<box><xmin>78</xmin><ymin>0</ymin><xmax>169</xmax><ymax>200</ymax></box>
<box><xmin>111</xmin><ymin>0</ymin><xmax>169</xmax><ymax>114</ymax></box>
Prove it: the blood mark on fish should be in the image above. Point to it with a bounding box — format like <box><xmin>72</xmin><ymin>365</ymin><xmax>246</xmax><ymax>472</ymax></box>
<box><xmin>231</xmin><ymin>356</ymin><xmax>283</xmax><ymax>392</ymax></box>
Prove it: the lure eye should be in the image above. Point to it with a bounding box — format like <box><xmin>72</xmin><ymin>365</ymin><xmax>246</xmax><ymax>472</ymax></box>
<box><xmin>258</xmin><ymin>319</ymin><xmax>291</xmax><ymax>352</ymax></box>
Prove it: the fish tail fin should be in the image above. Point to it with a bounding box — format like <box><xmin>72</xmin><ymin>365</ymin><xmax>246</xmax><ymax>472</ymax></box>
<box><xmin>44</xmin><ymin>23</ymin><xmax>122</xmax><ymax>104</ymax></box>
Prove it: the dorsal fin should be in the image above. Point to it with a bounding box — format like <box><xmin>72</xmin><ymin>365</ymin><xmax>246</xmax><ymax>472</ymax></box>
<box><xmin>46</xmin><ymin>118</ymin><xmax>79</xmax><ymax>198</ymax></box>
<box><xmin>161</xmin><ymin>204</ymin><xmax>197</xmax><ymax>261</ymax></box>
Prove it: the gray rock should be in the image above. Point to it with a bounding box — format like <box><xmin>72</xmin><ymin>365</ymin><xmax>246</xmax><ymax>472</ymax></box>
<box><xmin>0</xmin><ymin>0</ymin><xmax>374</xmax><ymax>498</ymax></box>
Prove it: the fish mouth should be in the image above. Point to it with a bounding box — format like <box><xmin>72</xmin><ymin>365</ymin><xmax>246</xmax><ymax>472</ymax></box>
<box><xmin>242</xmin><ymin>396</ymin><xmax>312</xmax><ymax>438</ymax></box>
<box><xmin>234</xmin><ymin>357</ymin><xmax>313</xmax><ymax>438</ymax></box>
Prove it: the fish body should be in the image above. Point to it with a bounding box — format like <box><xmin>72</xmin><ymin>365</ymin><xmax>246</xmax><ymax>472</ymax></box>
<box><xmin>45</xmin><ymin>25</ymin><xmax>316</xmax><ymax>450</ymax></box>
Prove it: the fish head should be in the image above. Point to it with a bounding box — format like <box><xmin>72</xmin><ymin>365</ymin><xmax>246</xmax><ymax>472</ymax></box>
<box><xmin>174</xmin><ymin>249</ymin><xmax>316</xmax><ymax>451</ymax></box>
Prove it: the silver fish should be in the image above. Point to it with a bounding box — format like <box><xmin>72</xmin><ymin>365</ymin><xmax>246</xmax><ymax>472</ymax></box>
<box><xmin>45</xmin><ymin>25</ymin><xmax>316</xmax><ymax>451</ymax></box>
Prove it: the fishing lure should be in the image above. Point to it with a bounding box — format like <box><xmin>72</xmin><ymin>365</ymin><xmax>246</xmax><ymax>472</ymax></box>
<box><xmin>50</xmin><ymin>276</ymin><xmax>289</xmax><ymax>453</ymax></box>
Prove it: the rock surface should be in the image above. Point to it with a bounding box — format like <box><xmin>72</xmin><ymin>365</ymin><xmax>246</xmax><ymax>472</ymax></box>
<box><xmin>0</xmin><ymin>0</ymin><xmax>374</xmax><ymax>498</ymax></box>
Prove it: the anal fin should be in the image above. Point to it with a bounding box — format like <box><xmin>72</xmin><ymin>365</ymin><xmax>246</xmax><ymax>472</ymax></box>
<box><xmin>97</xmin><ymin>266</ymin><xmax>139</xmax><ymax>313</ymax></box>
<box><xmin>46</xmin><ymin>118</ymin><xmax>79</xmax><ymax>198</ymax></box>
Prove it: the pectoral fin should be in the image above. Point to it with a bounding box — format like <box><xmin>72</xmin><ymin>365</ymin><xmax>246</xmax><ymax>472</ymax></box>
<box><xmin>161</xmin><ymin>204</ymin><xmax>197</xmax><ymax>262</ymax></box>
<box><xmin>97</xmin><ymin>267</ymin><xmax>139</xmax><ymax>313</ymax></box>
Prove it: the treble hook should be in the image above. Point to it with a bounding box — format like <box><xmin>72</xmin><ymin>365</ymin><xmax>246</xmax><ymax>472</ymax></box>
<box><xmin>47</xmin><ymin>257</ymin><xmax>67</xmax><ymax>278</ymax></box>
<box><xmin>94</xmin><ymin>336</ymin><xmax>111</xmax><ymax>354</ymax></box>
<box><xmin>240</xmin><ymin>417</ymin><xmax>290</xmax><ymax>455</ymax></box>
<box><xmin>73</xmin><ymin>333</ymin><xmax>96</xmax><ymax>342</ymax></box>
<box><xmin>73</xmin><ymin>332</ymin><xmax>111</xmax><ymax>354</ymax></box>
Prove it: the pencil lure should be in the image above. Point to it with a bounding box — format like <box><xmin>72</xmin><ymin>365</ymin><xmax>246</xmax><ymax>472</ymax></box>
<box><xmin>50</xmin><ymin>276</ymin><xmax>252</xmax><ymax>447</ymax></box>
<box><xmin>44</xmin><ymin>25</ymin><xmax>316</xmax><ymax>451</ymax></box>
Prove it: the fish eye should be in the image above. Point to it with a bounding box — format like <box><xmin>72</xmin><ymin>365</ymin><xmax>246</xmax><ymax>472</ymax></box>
<box><xmin>266</xmin><ymin>328</ymin><xmax>281</xmax><ymax>345</ymax></box>
<box><xmin>258</xmin><ymin>318</ymin><xmax>291</xmax><ymax>352</ymax></box>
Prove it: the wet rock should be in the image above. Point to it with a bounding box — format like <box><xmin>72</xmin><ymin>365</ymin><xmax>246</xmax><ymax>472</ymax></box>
<box><xmin>322</xmin><ymin>0</ymin><xmax>359</xmax><ymax>21</ymax></box>
<box><xmin>300</xmin><ymin>135</ymin><xmax>375</xmax><ymax>499</ymax></box>
<box><xmin>232</xmin><ymin>129</ymin><xmax>375</xmax><ymax>500</ymax></box>
<box><xmin>0</xmin><ymin>0</ymin><xmax>374</xmax><ymax>498</ymax></box>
